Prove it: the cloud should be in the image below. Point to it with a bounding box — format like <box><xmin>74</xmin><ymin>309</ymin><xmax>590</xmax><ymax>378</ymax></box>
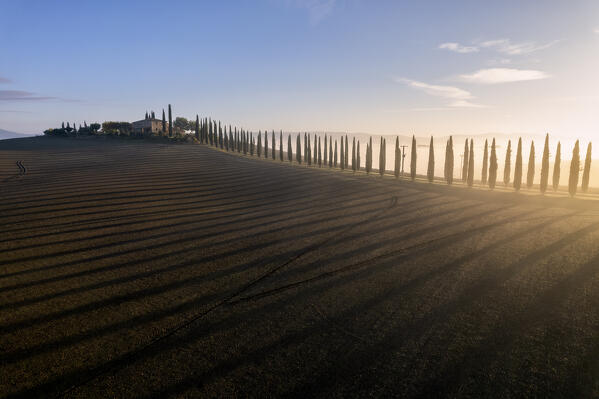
<box><xmin>397</xmin><ymin>78</ymin><xmax>484</xmax><ymax>108</ymax></box>
<box><xmin>438</xmin><ymin>42</ymin><xmax>479</xmax><ymax>53</ymax></box>
<box><xmin>460</xmin><ymin>68</ymin><xmax>551</xmax><ymax>84</ymax></box>
<box><xmin>479</xmin><ymin>39</ymin><xmax>558</xmax><ymax>55</ymax></box>
<box><xmin>0</xmin><ymin>77</ymin><xmax>10</xmax><ymax>83</ymax></box>
<box><xmin>0</xmin><ymin>90</ymin><xmax>57</xmax><ymax>101</ymax></box>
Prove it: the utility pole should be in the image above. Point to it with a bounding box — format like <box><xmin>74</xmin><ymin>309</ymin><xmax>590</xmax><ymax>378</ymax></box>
<box><xmin>400</xmin><ymin>145</ymin><xmax>408</xmax><ymax>176</ymax></box>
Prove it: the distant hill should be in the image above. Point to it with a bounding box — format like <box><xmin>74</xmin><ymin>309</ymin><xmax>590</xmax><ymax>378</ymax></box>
<box><xmin>0</xmin><ymin>129</ymin><xmax>37</xmax><ymax>140</ymax></box>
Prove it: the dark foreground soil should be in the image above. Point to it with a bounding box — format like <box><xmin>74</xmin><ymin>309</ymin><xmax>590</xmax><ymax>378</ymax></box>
<box><xmin>1</xmin><ymin>136</ymin><xmax>599</xmax><ymax>398</ymax></box>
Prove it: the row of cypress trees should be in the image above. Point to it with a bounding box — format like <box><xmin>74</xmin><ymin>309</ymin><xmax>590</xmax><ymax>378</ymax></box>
<box><xmin>192</xmin><ymin>116</ymin><xmax>592</xmax><ymax>197</ymax></box>
<box><xmin>442</xmin><ymin>134</ymin><xmax>592</xmax><ymax>196</ymax></box>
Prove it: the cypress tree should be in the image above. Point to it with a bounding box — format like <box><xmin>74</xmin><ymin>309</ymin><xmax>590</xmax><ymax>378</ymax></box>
<box><xmin>394</xmin><ymin>137</ymin><xmax>400</xmax><ymax>178</ymax></box>
<box><xmin>296</xmin><ymin>134</ymin><xmax>302</xmax><ymax>164</ymax></box>
<box><xmin>219</xmin><ymin>123</ymin><xmax>223</xmax><ymax>148</ymax></box>
<box><xmin>569</xmin><ymin>140</ymin><xmax>580</xmax><ymax>196</ymax></box>
<box><xmin>356</xmin><ymin>141</ymin><xmax>361</xmax><ymax>171</ymax></box>
<box><xmin>379</xmin><ymin>137</ymin><xmax>385</xmax><ymax>176</ymax></box>
<box><xmin>381</xmin><ymin>139</ymin><xmax>387</xmax><ymax>176</ymax></box>
<box><xmin>195</xmin><ymin>115</ymin><xmax>200</xmax><ymax>140</ymax></box>
<box><xmin>279</xmin><ymin>131</ymin><xmax>283</xmax><ymax>161</ymax></box>
<box><xmin>427</xmin><ymin>136</ymin><xmax>434</xmax><ymax>182</ymax></box>
<box><xmin>304</xmin><ymin>133</ymin><xmax>307</xmax><ymax>163</ymax></box>
<box><xmin>272</xmin><ymin>131</ymin><xmax>276</xmax><ymax>160</ymax></box>
<box><xmin>168</xmin><ymin>104</ymin><xmax>173</xmax><ymax>137</ymax></box>
<box><xmin>467</xmin><ymin>139</ymin><xmax>474</xmax><ymax>187</ymax></box>
<box><xmin>410</xmin><ymin>135</ymin><xmax>417</xmax><ymax>181</ymax></box>
<box><xmin>62</xmin><ymin>122</ymin><xmax>65</xmax><ymax>129</ymax></box>
<box><xmin>324</xmin><ymin>134</ymin><xmax>328</xmax><ymax>166</ymax></box>
<box><xmin>334</xmin><ymin>141</ymin><xmax>338</xmax><ymax>167</ymax></box>
<box><xmin>526</xmin><ymin>141</ymin><xmax>535</xmax><ymax>189</ymax></box>
<box><xmin>366</xmin><ymin>137</ymin><xmax>373</xmax><ymax>174</ymax></box>
<box><xmin>553</xmin><ymin>142</ymin><xmax>561</xmax><ymax>191</ymax></box>
<box><xmin>307</xmin><ymin>135</ymin><xmax>312</xmax><ymax>166</ymax></box>
<box><xmin>314</xmin><ymin>134</ymin><xmax>318</xmax><ymax>165</ymax></box>
<box><xmin>264</xmin><ymin>131</ymin><xmax>268</xmax><ymax>158</ymax></box>
<box><xmin>582</xmin><ymin>142</ymin><xmax>592</xmax><ymax>193</ymax></box>
<box><xmin>446</xmin><ymin>136</ymin><xmax>454</xmax><ymax>185</ymax></box>
<box><xmin>352</xmin><ymin>137</ymin><xmax>356</xmax><ymax>172</ymax></box>
<box><xmin>161</xmin><ymin>109</ymin><xmax>166</xmax><ymax>135</ymax></box>
<box><xmin>503</xmin><ymin>140</ymin><xmax>512</xmax><ymax>186</ymax></box>
<box><xmin>481</xmin><ymin>139</ymin><xmax>488</xmax><ymax>185</ymax></box>
<box><xmin>287</xmin><ymin>134</ymin><xmax>293</xmax><ymax>162</ymax></box>
<box><xmin>514</xmin><ymin>138</ymin><xmax>523</xmax><ymax>191</ymax></box>
<box><xmin>209</xmin><ymin>120</ymin><xmax>213</xmax><ymax>145</ymax></box>
<box><xmin>318</xmin><ymin>136</ymin><xmax>322</xmax><ymax>167</ymax></box>
<box><xmin>329</xmin><ymin>137</ymin><xmax>333</xmax><ymax>168</ymax></box>
<box><xmin>540</xmin><ymin>134</ymin><xmax>550</xmax><ymax>194</ymax></box>
<box><xmin>462</xmin><ymin>139</ymin><xmax>469</xmax><ymax>182</ymax></box>
<box><xmin>489</xmin><ymin>138</ymin><xmax>498</xmax><ymax>189</ymax></box>
<box><xmin>340</xmin><ymin>136</ymin><xmax>345</xmax><ymax>170</ymax></box>
<box><xmin>257</xmin><ymin>131</ymin><xmax>262</xmax><ymax>157</ymax></box>
<box><xmin>345</xmin><ymin>135</ymin><xmax>349</xmax><ymax>169</ymax></box>
<box><xmin>250</xmin><ymin>133</ymin><xmax>255</xmax><ymax>155</ymax></box>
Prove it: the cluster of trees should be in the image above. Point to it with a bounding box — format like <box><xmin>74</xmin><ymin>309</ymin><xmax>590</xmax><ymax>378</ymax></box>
<box><xmin>440</xmin><ymin>134</ymin><xmax>592</xmax><ymax>196</ymax></box>
<box><xmin>44</xmin><ymin>121</ymin><xmax>100</xmax><ymax>136</ymax></box>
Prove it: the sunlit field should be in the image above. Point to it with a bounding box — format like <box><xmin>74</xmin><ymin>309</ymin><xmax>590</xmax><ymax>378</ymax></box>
<box><xmin>2</xmin><ymin>136</ymin><xmax>599</xmax><ymax>398</ymax></box>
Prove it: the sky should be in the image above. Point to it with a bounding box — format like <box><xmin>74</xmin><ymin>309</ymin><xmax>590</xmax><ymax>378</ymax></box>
<box><xmin>1</xmin><ymin>0</ymin><xmax>598</xmax><ymax>141</ymax></box>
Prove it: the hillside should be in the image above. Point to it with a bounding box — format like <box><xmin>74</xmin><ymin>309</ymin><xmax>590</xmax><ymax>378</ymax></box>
<box><xmin>1</xmin><ymin>137</ymin><xmax>599</xmax><ymax>398</ymax></box>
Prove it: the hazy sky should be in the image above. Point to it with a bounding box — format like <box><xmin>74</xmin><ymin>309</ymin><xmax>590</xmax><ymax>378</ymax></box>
<box><xmin>1</xmin><ymin>0</ymin><xmax>598</xmax><ymax>140</ymax></box>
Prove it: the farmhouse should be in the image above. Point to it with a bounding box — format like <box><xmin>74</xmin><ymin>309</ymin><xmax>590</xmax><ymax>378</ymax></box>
<box><xmin>131</xmin><ymin>118</ymin><xmax>166</xmax><ymax>134</ymax></box>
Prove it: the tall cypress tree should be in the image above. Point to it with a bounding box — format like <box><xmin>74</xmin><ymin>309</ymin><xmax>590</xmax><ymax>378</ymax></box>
<box><xmin>365</xmin><ymin>139</ymin><xmax>371</xmax><ymax>174</ymax></box>
<box><xmin>503</xmin><ymin>140</ymin><xmax>512</xmax><ymax>186</ymax></box>
<box><xmin>318</xmin><ymin>136</ymin><xmax>322</xmax><ymax>167</ymax></box>
<box><xmin>304</xmin><ymin>133</ymin><xmax>307</xmax><ymax>164</ymax></box>
<box><xmin>462</xmin><ymin>139</ymin><xmax>469</xmax><ymax>182</ymax></box>
<box><xmin>481</xmin><ymin>139</ymin><xmax>489</xmax><ymax>185</ymax></box>
<box><xmin>489</xmin><ymin>138</ymin><xmax>498</xmax><ymax>190</ymax></box>
<box><xmin>351</xmin><ymin>137</ymin><xmax>356</xmax><ymax>172</ymax></box>
<box><xmin>427</xmin><ymin>136</ymin><xmax>434</xmax><ymax>182</ymax></box>
<box><xmin>250</xmin><ymin>133</ymin><xmax>255</xmax><ymax>155</ymax></box>
<box><xmin>334</xmin><ymin>140</ymin><xmax>338</xmax><ymax>167</ymax></box>
<box><xmin>288</xmin><ymin>134</ymin><xmax>293</xmax><ymax>162</ymax></box>
<box><xmin>356</xmin><ymin>141</ymin><xmax>361</xmax><ymax>171</ymax></box>
<box><xmin>279</xmin><ymin>131</ymin><xmax>283</xmax><ymax>161</ymax></box>
<box><xmin>329</xmin><ymin>136</ymin><xmax>333</xmax><ymax>167</ymax></box>
<box><xmin>569</xmin><ymin>140</ymin><xmax>580</xmax><ymax>196</ymax></box>
<box><xmin>324</xmin><ymin>134</ymin><xmax>328</xmax><ymax>166</ymax></box>
<box><xmin>446</xmin><ymin>136</ymin><xmax>454</xmax><ymax>185</ymax></box>
<box><xmin>161</xmin><ymin>109</ymin><xmax>166</xmax><ymax>135</ymax></box>
<box><xmin>345</xmin><ymin>135</ymin><xmax>349</xmax><ymax>169</ymax></box>
<box><xmin>296</xmin><ymin>134</ymin><xmax>302</xmax><ymax>164</ymax></box>
<box><xmin>257</xmin><ymin>131</ymin><xmax>262</xmax><ymax>157</ymax></box>
<box><xmin>340</xmin><ymin>136</ymin><xmax>345</xmax><ymax>170</ymax></box>
<box><xmin>394</xmin><ymin>137</ymin><xmax>400</xmax><ymax>178</ymax></box>
<box><xmin>195</xmin><ymin>115</ymin><xmax>200</xmax><ymax>140</ymax></box>
<box><xmin>168</xmin><ymin>104</ymin><xmax>173</xmax><ymax>137</ymax></box>
<box><xmin>410</xmin><ymin>135</ymin><xmax>417</xmax><ymax>181</ymax></box>
<box><xmin>264</xmin><ymin>131</ymin><xmax>268</xmax><ymax>158</ymax></box>
<box><xmin>540</xmin><ymin>134</ymin><xmax>550</xmax><ymax>194</ymax></box>
<box><xmin>467</xmin><ymin>139</ymin><xmax>474</xmax><ymax>187</ymax></box>
<box><xmin>271</xmin><ymin>131</ymin><xmax>275</xmax><ymax>159</ymax></box>
<box><xmin>514</xmin><ymin>138</ymin><xmax>523</xmax><ymax>191</ymax></box>
<box><xmin>526</xmin><ymin>141</ymin><xmax>535</xmax><ymax>189</ymax></box>
<box><xmin>314</xmin><ymin>134</ymin><xmax>318</xmax><ymax>165</ymax></box>
<box><xmin>582</xmin><ymin>142</ymin><xmax>592</xmax><ymax>193</ymax></box>
<box><xmin>553</xmin><ymin>142</ymin><xmax>561</xmax><ymax>191</ymax></box>
<box><xmin>307</xmin><ymin>135</ymin><xmax>312</xmax><ymax>166</ymax></box>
